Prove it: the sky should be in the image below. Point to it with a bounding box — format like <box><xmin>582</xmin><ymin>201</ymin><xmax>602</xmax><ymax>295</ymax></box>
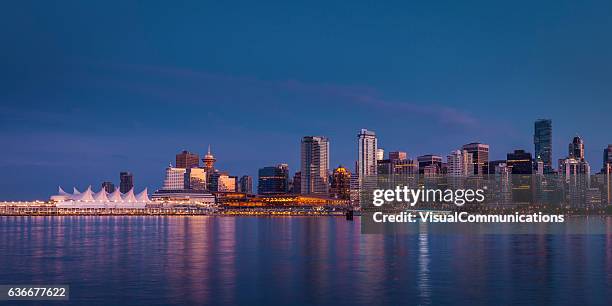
<box><xmin>1</xmin><ymin>1</ymin><xmax>612</xmax><ymax>200</ymax></box>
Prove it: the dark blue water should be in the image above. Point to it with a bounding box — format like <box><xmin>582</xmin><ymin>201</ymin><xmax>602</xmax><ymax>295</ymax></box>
<box><xmin>1</xmin><ymin>216</ymin><xmax>611</xmax><ymax>305</ymax></box>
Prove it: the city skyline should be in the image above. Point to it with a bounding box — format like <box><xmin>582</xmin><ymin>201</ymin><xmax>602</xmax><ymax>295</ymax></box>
<box><xmin>1</xmin><ymin>119</ymin><xmax>610</xmax><ymax>200</ymax></box>
<box><xmin>3</xmin><ymin>1</ymin><xmax>612</xmax><ymax>199</ymax></box>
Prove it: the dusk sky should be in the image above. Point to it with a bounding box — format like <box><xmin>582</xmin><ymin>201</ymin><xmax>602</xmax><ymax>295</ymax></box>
<box><xmin>2</xmin><ymin>1</ymin><xmax>612</xmax><ymax>199</ymax></box>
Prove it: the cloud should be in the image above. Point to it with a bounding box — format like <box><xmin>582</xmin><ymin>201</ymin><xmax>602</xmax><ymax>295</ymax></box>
<box><xmin>86</xmin><ymin>61</ymin><xmax>480</xmax><ymax>129</ymax></box>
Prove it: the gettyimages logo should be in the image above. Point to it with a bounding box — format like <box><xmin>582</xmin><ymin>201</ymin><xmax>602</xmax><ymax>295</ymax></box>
<box><xmin>372</xmin><ymin>186</ymin><xmax>486</xmax><ymax>207</ymax></box>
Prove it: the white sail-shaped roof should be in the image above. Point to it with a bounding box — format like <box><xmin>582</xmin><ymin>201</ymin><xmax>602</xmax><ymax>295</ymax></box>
<box><xmin>93</xmin><ymin>188</ymin><xmax>109</xmax><ymax>202</ymax></box>
<box><xmin>73</xmin><ymin>186</ymin><xmax>94</xmax><ymax>201</ymax></box>
<box><xmin>58</xmin><ymin>186</ymin><xmax>68</xmax><ymax>195</ymax></box>
<box><xmin>136</xmin><ymin>188</ymin><xmax>150</xmax><ymax>203</ymax></box>
<box><xmin>73</xmin><ymin>187</ymin><xmax>81</xmax><ymax>195</ymax></box>
<box><xmin>121</xmin><ymin>188</ymin><xmax>138</xmax><ymax>202</ymax></box>
<box><xmin>108</xmin><ymin>189</ymin><xmax>122</xmax><ymax>202</ymax></box>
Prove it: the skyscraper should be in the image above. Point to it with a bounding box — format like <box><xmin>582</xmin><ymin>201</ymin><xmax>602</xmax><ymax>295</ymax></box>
<box><xmin>101</xmin><ymin>181</ymin><xmax>115</xmax><ymax>193</ymax></box>
<box><xmin>507</xmin><ymin>150</ymin><xmax>533</xmax><ymax>205</ymax></box>
<box><xmin>569</xmin><ymin>136</ymin><xmax>585</xmax><ymax>160</ymax></box>
<box><xmin>258</xmin><ymin>164</ymin><xmax>289</xmax><ymax>194</ymax></box>
<box><xmin>119</xmin><ymin>172</ymin><xmax>133</xmax><ymax>193</ymax></box>
<box><xmin>300</xmin><ymin>136</ymin><xmax>330</xmax><ymax>195</ymax></box>
<box><xmin>176</xmin><ymin>150</ymin><xmax>200</xmax><ymax>169</ymax></box>
<box><xmin>559</xmin><ymin>157</ymin><xmax>590</xmax><ymax>208</ymax></box>
<box><xmin>561</xmin><ymin>136</ymin><xmax>590</xmax><ymax>208</ymax></box>
<box><xmin>534</xmin><ymin>119</ymin><xmax>553</xmax><ymax>173</ymax></box>
<box><xmin>357</xmin><ymin>129</ymin><xmax>378</xmax><ymax>180</ymax></box>
<box><xmin>447</xmin><ymin>150</ymin><xmax>473</xmax><ymax>177</ymax></box>
<box><xmin>603</xmin><ymin>144</ymin><xmax>612</xmax><ymax>172</ymax></box>
<box><xmin>462</xmin><ymin>142</ymin><xmax>489</xmax><ymax>176</ymax></box>
<box><xmin>163</xmin><ymin>166</ymin><xmax>186</xmax><ymax>190</ymax></box>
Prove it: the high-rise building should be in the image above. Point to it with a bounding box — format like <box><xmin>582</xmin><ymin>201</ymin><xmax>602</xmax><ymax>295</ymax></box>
<box><xmin>291</xmin><ymin>172</ymin><xmax>301</xmax><ymax>194</ymax></box>
<box><xmin>389</xmin><ymin>151</ymin><xmax>407</xmax><ymax>161</ymax></box>
<box><xmin>507</xmin><ymin>150</ymin><xmax>533</xmax><ymax>174</ymax></box>
<box><xmin>507</xmin><ymin>150</ymin><xmax>533</xmax><ymax>205</ymax></box>
<box><xmin>492</xmin><ymin>162</ymin><xmax>512</xmax><ymax>206</ymax></box>
<box><xmin>238</xmin><ymin>175</ymin><xmax>253</xmax><ymax>194</ymax></box>
<box><xmin>185</xmin><ymin>168</ymin><xmax>207</xmax><ymax>190</ymax></box>
<box><xmin>163</xmin><ymin>166</ymin><xmax>186</xmax><ymax>190</ymax></box>
<box><xmin>376</xmin><ymin>148</ymin><xmax>385</xmax><ymax>161</ymax></box>
<box><xmin>210</xmin><ymin>172</ymin><xmax>236</xmax><ymax>192</ymax></box>
<box><xmin>534</xmin><ymin>119</ymin><xmax>553</xmax><ymax>173</ymax></box>
<box><xmin>559</xmin><ymin>157</ymin><xmax>591</xmax><ymax>208</ymax></box>
<box><xmin>605</xmin><ymin>164</ymin><xmax>612</xmax><ymax>206</ymax></box>
<box><xmin>417</xmin><ymin>155</ymin><xmax>442</xmax><ymax>175</ymax></box>
<box><xmin>357</xmin><ymin>129</ymin><xmax>378</xmax><ymax>181</ymax></box>
<box><xmin>176</xmin><ymin>150</ymin><xmax>199</xmax><ymax>169</ymax></box>
<box><xmin>119</xmin><ymin>172</ymin><xmax>133</xmax><ymax>193</ymax></box>
<box><xmin>258</xmin><ymin>164</ymin><xmax>289</xmax><ymax>194</ymax></box>
<box><xmin>603</xmin><ymin>144</ymin><xmax>612</xmax><ymax>173</ymax></box>
<box><xmin>301</xmin><ymin>136</ymin><xmax>330</xmax><ymax>195</ymax></box>
<box><xmin>101</xmin><ymin>181</ymin><xmax>115</xmax><ymax>193</ymax></box>
<box><xmin>349</xmin><ymin>174</ymin><xmax>360</xmax><ymax>207</ymax></box>
<box><xmin>447</xmin><ymin>150</ymin><xmax>473</xmax><ymax>177</ymax></box>
<box><xmin>462</xmin><ymin>142</ymin><xmax>489</xmax><ymax>176</ymax></box>
<box><xmin>569</xmin><ymin>136</ymin><xmax>585</xmax><ymax>160</ymax></box>
<box><xmin>330</xmin><ymin>165</ymin><xmax>351</xmax><ymax>200</ymax></box>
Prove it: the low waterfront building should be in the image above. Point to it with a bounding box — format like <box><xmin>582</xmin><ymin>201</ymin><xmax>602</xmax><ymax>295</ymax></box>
<box><xmin>221</xmin><ymin>194</ymin><xmax>349</xmax><ymax>208</ymax></box>
<box><xmin>151</xmin><ymin>189</ymin><xmax>216</xmax><ymax>205</ymax></box>
<box><xmin>51</xmin><ymin>186</ymin><xmax>150</xmax><ymax>208</ymax></box>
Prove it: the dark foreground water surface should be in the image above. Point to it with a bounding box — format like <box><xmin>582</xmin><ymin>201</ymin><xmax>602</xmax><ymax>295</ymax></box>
<box><xmin>1</xmin><ymin>216</ymin><xmax>612</xmax><ymax>305</ymax></box>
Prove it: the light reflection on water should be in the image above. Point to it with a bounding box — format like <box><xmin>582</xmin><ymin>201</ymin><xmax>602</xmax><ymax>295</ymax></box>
<box><xmin>0</xmin><ymin>216</ymin><xmax>611</xmax><ymax>305</ymax></box>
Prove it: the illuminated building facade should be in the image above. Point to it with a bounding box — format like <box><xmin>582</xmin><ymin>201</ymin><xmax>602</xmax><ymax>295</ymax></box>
<box><xmin>176</xmin><ymin>150</ymin><xmax>199</xmax><ymax>169</ymax></box>
<box><xmin>210</xmin><ymin>172</ymin><xmax>236</xmax><ymax>192</ymax></box>
<box><xmin>559</xmin><ymin>157</ymin><xmax>591</xmax><ymax>208</ymax></box>
<box><xmin>447</xmin><ymin>149</ymin><xmax>473</xmax><ymax>177</ymax></box>
<box><xmin>462</xmin><ymin>142</ymin><xmax>489</xmax><ymax>176</ymax></box>
<box><xmin>603</xmin><ymin>144</ymin><xmax>612</xmax><ymax>173</ymax></box>
<box><xmin>258</xmin><ymin>164</ymin><xmax>289</xmax><ymax>194</ymax></box>
<box><xmin>330</xmin><ymin>165</ymin><xmax>351</xmax><ymax>200</ymax></box>
<box><xmin>300</xmin><ymin>136</ymin><xmax>330</xmax><ymax>195</ymax></box>
<box><xmin>221</xmin><ymin>194</ymin><xmax>349</xmax><ymax>208</ymax></box>
<box><xmin>52</xmin><ymin>186</ymin><xmax>150</xmax><ymax>208</ymax></box>
<box><xmin>163</xmin><ymin>166</ymin><xmax>187</xmax><ymax>190</ymax></box>
<box><xmin>376</xmin><ymin>148</ymin><xmax>385</xmax><ymax>161</ymax></box>
<box><xmin>185</xmin><ymin>168</ymin><xmax>207</xmax><ymax>190</ymax></box>
<box><xmin>357</xmin><ymin>129</ymin><xmax>378</xmax><ymax>180</ymax></box>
